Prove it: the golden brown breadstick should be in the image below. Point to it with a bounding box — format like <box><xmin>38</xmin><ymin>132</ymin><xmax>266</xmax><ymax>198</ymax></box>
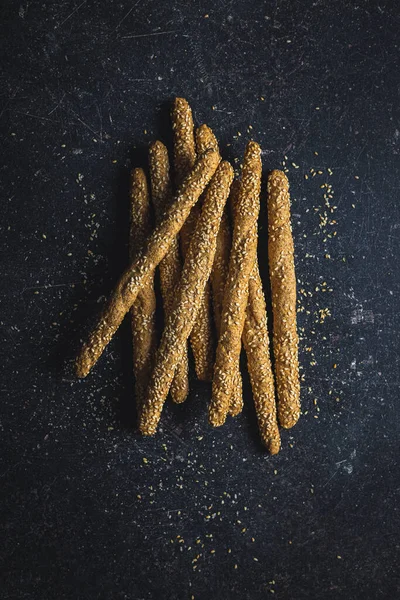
<box><xmin>76</xmin><ymin>148</ymin><xmax>220</xmax><ymax>378</ymax></box>
<box><xmin>172</xmin><ymin>97</ymin><xmax>197</xmax><ymax>186</ymax></box>
<box><xmin>209</xmin><ymin>142</ymin><xmax>261</xmax><ymax>427</ymax></box>
<box><xmin>267</xmin><ymin>170</ymin><xmax>300</xmax><ymax>428</ymax></box>
<box><xmin>187</xmin><ymin>285</ymin><xmax>214</xmax><ymax>381</ymax></box>
<box><xmin>209</xmin><ymin>187</ymin><xmax>243</xmax><ymax>418</ymax></box>
<box><xmin>227</xmin><ymin>181</ymin><xmax>279</xmax><ymax>450</ymax></box>
<box><xmin>195</xmin><ymin>124</ymin><xmax>219</xmax><ymax>157</ymax></box>
<box><xmin>139</xmin><ymin>161</ymin><xmax>234</xmax><ymax>435</ymax></box>
<box><xmin>129</xmin><ymin>168</ymin><xmax>157</xmax><ymax>411</ymax></box>
<box><xmin>242</xmin><ymin>262</ymin><xmax>281</xmax><ymax>454</ymax></box>
<box><xmin>210</xmin><ymin>211</ymin><xmax>231</xmax><ymax>334</ymax></box>
<box><xmin>149</xmin><ymin>141</ymin><xmax>189</xmax><ymax>404</ymax></box>
<box><xmin>172</xmin><ymin>99</ymin><xmax>215</xmax><ymax>381</ymax></box>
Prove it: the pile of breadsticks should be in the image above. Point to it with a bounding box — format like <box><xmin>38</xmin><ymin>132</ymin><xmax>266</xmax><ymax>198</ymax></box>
<box><xmin>76</xmin><ymin>98</ymin><xmax>300</xmax><ymax>454</ymax></box>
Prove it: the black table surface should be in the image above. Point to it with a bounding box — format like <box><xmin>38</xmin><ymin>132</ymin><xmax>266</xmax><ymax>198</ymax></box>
<box><xmin>1</xmin><ymin>1</ymin><xmax>399</xmax><ymax>598</ymax></box>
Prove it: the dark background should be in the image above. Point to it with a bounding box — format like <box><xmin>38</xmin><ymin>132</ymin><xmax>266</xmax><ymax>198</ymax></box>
<box><xmin>1</xmin><ymin>1</ymin><xmax>399</xmax><ymax>598</ymax></box>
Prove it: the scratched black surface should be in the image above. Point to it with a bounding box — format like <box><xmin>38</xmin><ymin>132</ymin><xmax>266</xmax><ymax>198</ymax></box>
<box><xmin>1</xmin><ymin>1</ymin><xmax>399</xmax><ymax>599</ymax></box>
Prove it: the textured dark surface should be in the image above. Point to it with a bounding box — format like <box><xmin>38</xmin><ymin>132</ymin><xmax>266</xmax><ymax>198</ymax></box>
<box><xmin>1</xmin><ymin>1</ymin><xmax>399</xmax><ymax>599</ymax></box>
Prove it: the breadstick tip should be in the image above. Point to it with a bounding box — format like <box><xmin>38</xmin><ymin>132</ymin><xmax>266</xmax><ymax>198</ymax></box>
<box><xmin>269</xmin><ymin>169</ymin><xmax>289</xmax><ymax>190</ymax></box>
<box><xmin>149</xmin><ymin>139</ymin><xmax>167</xmax><ymax>153</ymax></box>
<box><xmin>76</xmin><ymin>357</ymin><xmax>88</xmax><ymax>378</ymax></box>
<box><xmin>197</xmin><ymin>123</ymin><xmax>211</xmax><ymax>134</ymax></box>
<box><xmin>279</xmin><ymin>411</ymin><xmax>300</xmax><ymax>429</ymax></box>
<box><xmin>131</xmin><ymin>167</ymin><xmax>147</xmax><ymax>184</ymax></box>
<box><xmin>173</xmin><ymin>97</ymin><xmax>190</xmax><ymax>108</ymax></box>
<box><xmin>246</xmin><ymin>140</ymin><xmax>262</xmax><ymax>156</ymax></box>
<box><xmin>196</xmin><ymin>124</ymin><xmax>214</xmax><ymax>143</ymax></box>
<box><xmin>219</xmin><ymin>160</ymin><xmax>234</xmax><ymax>179</ymax></box>
<box><xmin>268</xmin><ymin>438</ymin><xmax>281</xmax><ymax>455</ymax></box>
<box><xmin>172</xmin><ymin>97</ymin><xmax>192</xmax><ymax>122</ymax></box>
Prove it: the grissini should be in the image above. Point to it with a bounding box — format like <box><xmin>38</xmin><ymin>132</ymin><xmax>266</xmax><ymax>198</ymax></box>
<box><xmin>196</xmin><ymin>125</ymin><xmax>243</xmax><ymax>415</ymax></box>
<box><xmin>149</xmin><ymin>141</ymin><xmax>189</xmax><ymax>404</ymax></box>
<box><xmin>209</xmin><ymin>142</ymin><xmax>261</xmax><ymax>427</ymax></box>
<box><xmin>243</xmin><ymin>262</ymin><xmax>281</xmax><ymax>454</ymax></box>
<box><xmin>139</xmin><ymin>161</ymin><xmax>234</xmax><ymax>435</ymax></box>
<box><xmin>129</xmin><ymin>168</ymin><xmax>157</xmax><ymax>412</ymax></box>
<box><xmin>228</xmin><ymin>181</ymin><xmax>280</xmax><ymax>451</ymax></box>
<box><xmin>172</xmin><ymin>98</ymin><xmax>215</xmax><ymax>381</ymax></box>
<box><xmin>172</xmin><ymin>97</ymin><xmax>197</xmax><ymax>188</ymax></box>
<box><xmin>209</xmin><ymin>180</ymin><xmax>243</xmax><ymax>418</ymax></box>
<box><xmin>267</xmin><ymin>169</ymin><xmax>300</xmax><ymax>428</ymax></box>
<box><xmin>76</xmin><ymin>148</ymin><xmax>220</xmax><ymax>378</ymax></box>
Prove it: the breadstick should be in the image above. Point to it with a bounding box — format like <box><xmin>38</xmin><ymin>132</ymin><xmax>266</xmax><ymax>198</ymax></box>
<box><xmin>227</xmin><ymin>181</ymin><xmax>279</xmax><ymax>450</ymax></box>
<box><xmin>172</xmin><ymin>99</ymin><xmax>215</xmax><ymax>381</ymax></box>
<box><xmin>172</xmin><ymin>97</ymin><xmax>197</xmax><ymax>187</ymax></box>
<box><xmin>195</xmin><ymin>124</ymin><xmax>219</xmax><ymax>157</ymax></box>
<box><xmin>267</xmin><ymin>170</ymin><xmax>300</xmax><ymax>428</ymax></box>
<box><xmin>209</xmin><ymin>183</ymin><xmax>243</xmax><ymax>418</ymax></box>
<box><xmin>187</xmin><ymin>284</ymin><xmax>214</xmax><ymax>381</ymax></box>
<box><xmin>242</xmin><ymin>262</ymin><xmax>281</xmax><ymax>454</ymax></box>
<box><xmin>76</xmin><ymin>148</ymin><xmax>220</xmax><ymax>378</ymax></box>
<box><xmin>210</xmin><ymin>211</ymin><xmax>231</xmax><ymax>334</ymax></box>
<box><xmin>149</xmin><ymin>141</ymin><xmax>189</xmax><ymax>404</ymax></box>
<box><xmin>209</xmin><ymin>142</ymin><xmax>261</xmax><ymax>427</ymax></box>
<box><xmin>139</xmin><ymin>161</ymin><xmax>234</xmax><ymax>435</ymax></box>
<box><xmin>228</xmin><ymin>370</ymin><xmax>244</xmax><ymax>417</ymax></box>
<box><xmin>195</xmin><ymin>126</ymin><xmax>244</xmax><ymax>412</ymax></box>
<box><xmin>129</xmin><ymin>168</ymin><xmax>157</xmax><ymax>411</ymax></box>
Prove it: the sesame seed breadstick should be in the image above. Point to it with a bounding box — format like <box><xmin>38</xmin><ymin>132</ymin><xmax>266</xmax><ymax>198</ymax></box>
<box><xmin>209</xmin><ymin>188</ymin><xmax>243</xmax><ymax>417</ymax></box>
<box><xmin>172</xmin><ymin>98</ymin><xmax>215</xmax><ymax>381</ymax></box>
<box><xmin>243</xmin><ymin>262</ymin><xmax>281</xmax><ymax>454</ymax></box>
<box><xmin>129</xmin><ymin>168</ymin><xmax>157</xmax><ymax>411</ymax></box>
<box><xmin>228</xmin><ymin>367</ymin><xmax>244</xmax><ymax>417</ymax></box>
<box><xmin>209</xmin><ymin>142</ymin><xmax>261</xmax><ymax>427</ymax></box>
<box><xmin>172</xmin><ymin>97</ymin><xmax>197</xmax><ymax>186</ymax></box>
<box><xmin>210</xmin><ymin>211</ymin><xmax>230</xmax><ymax>334</ymax></box>
<box><xmin>187</xmin><ymin>283</ymin><xmax>214</xmax><ymax>381</ymax></box>
<box><xmin>267</xmin><ymin>170</ymin><xmax>300</xmax><ymax>428</ymax></box>
<box><xmin>196</xmin><ymin>125</ymin><xmax>243</xmax><ymax>414</ymax></box>
<box><xmin>139</xmin><ymin>161</ymin><xmax>234</xmax><ymax>435</ymax></box>
<box><xmin>228</xmin><ymin>180</ymin><xmax>279</xmax><ymax>450</ymax></box>
<box><xmin>76</xmin><ymin>148</ymin><xmax>220</xmax><ymax>378</ymax></box>
<box><xmin>195</xmin><ymin>124</ymin><xmax>219</xmax><ymax>158</ymax></box>
<box><xmin>149</xmin><ymin>141</ymin><xmax>189</xmax><ymax>404</ymax></box>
